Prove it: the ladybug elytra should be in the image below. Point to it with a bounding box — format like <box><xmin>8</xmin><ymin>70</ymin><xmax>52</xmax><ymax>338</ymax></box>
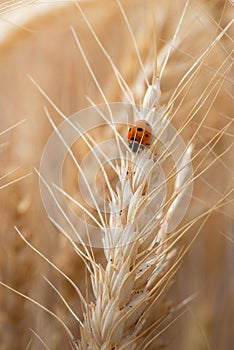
<box><xmin>128</xmin><ymin>120</ymin><xmax>152</xmax><ymax>152</ymax></box>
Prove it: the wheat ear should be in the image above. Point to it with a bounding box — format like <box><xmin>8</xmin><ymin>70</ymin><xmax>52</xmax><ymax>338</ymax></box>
<box><xmin>0</xmin><ymin>1</ymin><xmax>233</xmax><ymax>349</ymax></box>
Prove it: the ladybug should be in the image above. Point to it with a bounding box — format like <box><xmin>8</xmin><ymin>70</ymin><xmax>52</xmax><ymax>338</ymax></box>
<box><xmin>128</xmin><ymin>119</ymin><xmax>152</xmax><ymax>152</ymax></box>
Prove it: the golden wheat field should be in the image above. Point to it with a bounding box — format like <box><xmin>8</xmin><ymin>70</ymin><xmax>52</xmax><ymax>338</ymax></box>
<box><xmin>0</xmin><ymin>0</ymin><xmax>233</xmax><ymax>349</ymax></box>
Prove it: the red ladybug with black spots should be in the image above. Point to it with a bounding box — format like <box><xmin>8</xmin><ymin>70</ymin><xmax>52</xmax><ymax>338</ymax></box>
<box><xmin>128</xmin><ymin>119</ymin><xmax>152</xmax><ymax>152</ymax></box>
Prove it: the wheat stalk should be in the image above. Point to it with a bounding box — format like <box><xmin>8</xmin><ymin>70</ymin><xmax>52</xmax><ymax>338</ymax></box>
<box><xmin>0</xmin><ymin>0</ymin><xmax>233</xmax><ymax>349</ymax></box>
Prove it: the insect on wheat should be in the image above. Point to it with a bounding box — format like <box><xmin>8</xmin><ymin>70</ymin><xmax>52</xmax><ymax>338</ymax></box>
<box><xmin>0</xmin><ymin>0</ymin><xmax>233</xmax><ymax>349</ymax></box>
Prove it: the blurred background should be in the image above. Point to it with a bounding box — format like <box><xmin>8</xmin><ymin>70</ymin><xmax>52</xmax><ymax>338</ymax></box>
<box><xmin>0</xmin><ymin>0</ymin><xmax>233</xmax><ymax>349</ymax></box>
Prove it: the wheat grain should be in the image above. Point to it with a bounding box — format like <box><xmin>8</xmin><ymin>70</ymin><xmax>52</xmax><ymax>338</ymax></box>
<box><xmin>0</xmin><ymin>0</ymin><xmax>233</xmax><ymax>349</ymax></box>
